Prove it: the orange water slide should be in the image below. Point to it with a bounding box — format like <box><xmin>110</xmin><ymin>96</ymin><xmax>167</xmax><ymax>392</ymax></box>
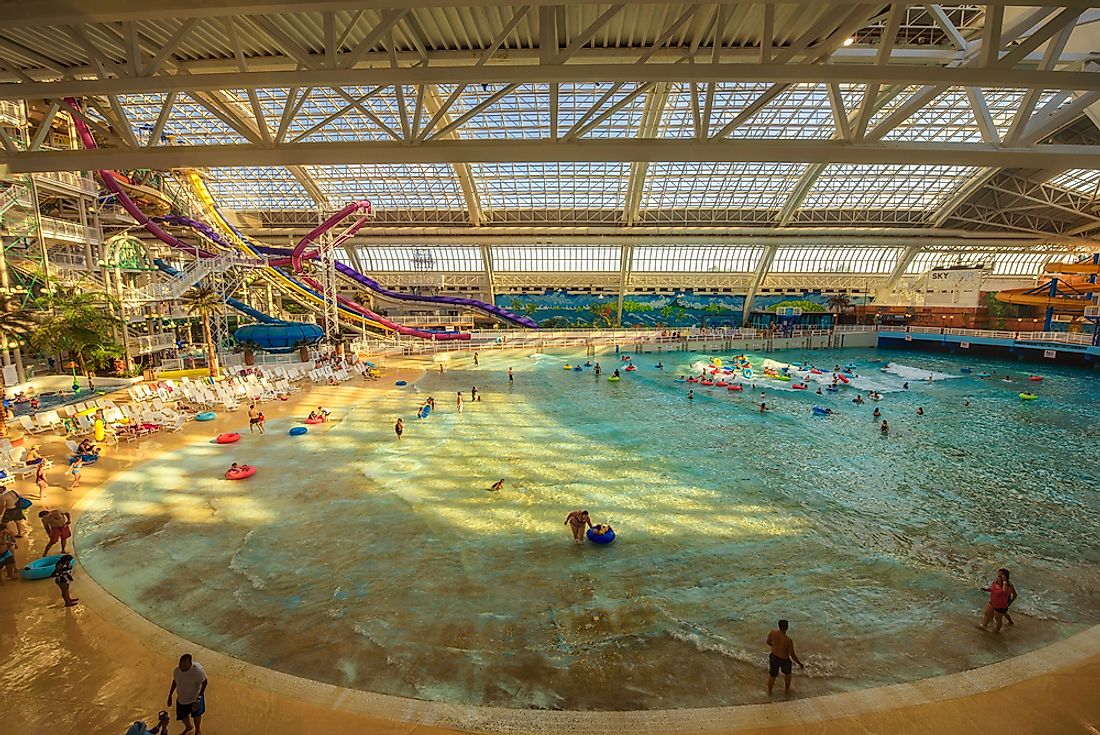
<box><xmin>996</xmin><ymin>255</ymin><xmax>1100</xmax><ymax>311</ymax></box>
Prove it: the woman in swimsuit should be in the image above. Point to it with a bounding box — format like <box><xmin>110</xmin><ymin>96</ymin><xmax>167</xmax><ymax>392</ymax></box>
<box><xmin>978</xmin><ymin>568</ymin><xmax>1017</xmax><ymax>633</ymax></box>
<box><xmin>564</xmin><ymin>510</ymin><xmax>592</xmax><ymax>545</ymax></box>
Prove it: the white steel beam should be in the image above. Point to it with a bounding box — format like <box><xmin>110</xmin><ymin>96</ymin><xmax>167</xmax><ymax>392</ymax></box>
<box><xmin>742</xmin><ymin>244</ymin><xmax>777</xmax><ymax>325</ymax></box>
<box><xmin>4</xmin><ymin>62</ymin><xmax>1098</xmax><ymax>100</ymax></box>
<box><xmin>623</xmin><ymin>82</ymin><xmax>670</xmax><ymax>224</ymax></box>
<box><xmin>616</xmin><ymin>243</ymin><xmax>632</xmax><ymax>326</ymax></box>
<box><xmin>11</xmin><ymin>138</ymin><xmax>1100</xmax><ymax>172</ymax></box>
<box><xmin>422</xmin><ymin>86</ymin><xmax>484</xmax><ymax>226</ymax></box>
<box><xmin>880</xmin><ymin>244</ymin><xmax>923</xmax><ymax>292</ymax></box>
<box><xmin>5</xmin><ymin>1</ymin><xmax>1100</xmax><ymax>28</ymax></box>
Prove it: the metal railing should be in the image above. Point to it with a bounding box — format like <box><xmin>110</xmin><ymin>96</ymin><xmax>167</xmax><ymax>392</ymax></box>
<box><xmin>34</xmin><ymin>170</ymin><xmax>98</xmax><ymax>196</ymax></box>
<box><xmin>131</xmin><ymin>334</ymin><xmax>178</xmax><ymax>355</ymax></box>
<box><xmin>39</xmin><ymin>215</ymin><xmax>97</xmax><ymax>244</ymax></box>
<box><xmin>885</xmin><ymin>325</ymin><xmax>1095</xmax><ymax>346</ymax></box>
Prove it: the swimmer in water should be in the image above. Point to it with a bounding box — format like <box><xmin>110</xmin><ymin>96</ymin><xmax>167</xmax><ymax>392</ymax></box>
<box><xmin>394</xmin><ymin>418</ymin><xmax>403</xmax><ymax>440</ymax></box>
<box><xmin>490</xmin><ymin>479</ymin><xmax>504</xmax><ymax>491</ymax></box>
<box><xmin>656</xmin><ymin>362</ymin><xmax>664</xmax><ymax>369</ymax></box>
<box><xmin>612</xmin><ymin>369</ymin><xmax>620</xmax><ymax>378</ymax></box>
<box><xmin>687</xmin><ymin>390</ymin><xmax>694</xmax><ymax>401</ymax></box>
<box><xmin>873</xmin><ymin>407</ymin><xmax>881</xmax><ymax>418</ymax></box>
<box><xmin>964</xmin><ymin>399</ymin><xmax>971</xmax><ymax>407</ymax></box>
<box><xmin>916</xmin><ymin>406</ymin><xmax>924</xmax><ymax>416</ymax></box>
<box><xmin>759</xmin><ymin>402</ymin><xmax>768</xmax><ymax>413</ymax></box>
<box><xmin>816</xmin><ymin>387</ymin><xmax>823</xmax><ymax>395</ymax></box>
<box><xmin>903</xmin><ymin>382</ymin><xmax>909</xmax><ymax>390</ymax></box>
<box><xmin>564</xmin><ymin>509</ymin><xmax>592</xmax><ymax>545</ymax></box>
<box><xmin>880</xmin><ymin>420</ymin><xmax>889</xmax><ymax>434</ymax></box>
<box><xmin>594</xmin><ymin>363</ymin><xmax>602</xmax><ymax>375</ymax></box>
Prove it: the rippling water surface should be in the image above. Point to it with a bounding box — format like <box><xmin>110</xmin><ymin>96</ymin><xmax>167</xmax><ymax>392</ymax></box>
<box><xmin>77</xmin><ymin>347</ymin><xmax>1100</xmax><ymax>709</ymax></box>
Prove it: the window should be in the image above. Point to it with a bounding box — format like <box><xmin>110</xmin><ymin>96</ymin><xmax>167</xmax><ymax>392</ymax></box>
<box><xmin>491</xmin><ymin>246</ymin><xmax>621</xmax><ymax>271</ymax></box>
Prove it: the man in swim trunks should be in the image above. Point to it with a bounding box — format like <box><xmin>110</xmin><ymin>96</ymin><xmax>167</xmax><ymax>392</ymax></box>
<box><xmin>247</xmin><ymin>404</ymin><xmax>264</xmax><ymax>434</ymax></box>
<box><xmin>766</xmin><ymin>619</ymin><xmax>804</xmax><ymax>696</ymax></box>
<box><xmin>39</xmin><ymin>508</ymin><xmax>72</xmax><ymax>556</ymax></box>
<box><xmin>508</xmin><ymin>367</ymin><xmax>514</xmax><ymax>383</ymax></box>
<box><xmin>564</xmin><ymin>510</ymin><xmax>592</xmax><ymax>545</ymax></box>
<box><xmin>394</xmin><ymin>418</ymin><xmax>403</xmax><ymax>440</ymax></box>
<box><xmin>167</xmin><ymin>653</ymin><xmax>207</xmax><ymax>735</ymax></box>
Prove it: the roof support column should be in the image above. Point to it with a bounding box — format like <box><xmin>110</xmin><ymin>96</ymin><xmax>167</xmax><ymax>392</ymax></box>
<box><xmin>480</xmin><ymin>244</ymin><xmax>495</xmax><ymax>304</ymax></box>
<box><xmin>616</xmin><ymin>243</ymin><xmax>632</xmax><ymax>327</ymax></box>
<box><xmin>424</xmin><ymin>86</ymin><xmax>484</xmax><ymax>225</ymax></box>
<box><xmin>878</xmin><ymin>244</ymin><xmax>923</xmax><ymax>298</ymax></box>
<box><xmin>623</xmin><ymin>82</ymin><xmax>670</xmax><ymax>224</ymax></box>
<box><xmin>742</xmin><ymin>244</ymin><xmax>777</xmax><ymax>326</ymax></box>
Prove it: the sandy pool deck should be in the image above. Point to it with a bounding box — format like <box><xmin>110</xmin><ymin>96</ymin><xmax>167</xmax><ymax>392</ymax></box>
<box><xmin>1</xmin><ymin>358</ymin><xmax>1097</xmax><ymax>735</ymax></box>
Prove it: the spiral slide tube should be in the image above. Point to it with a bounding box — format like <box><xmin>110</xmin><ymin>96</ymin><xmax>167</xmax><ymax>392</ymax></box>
<box><xmin>64</xmin><ymin>97</ymin><xmax>448</xmax><ymax>338</ymax></box>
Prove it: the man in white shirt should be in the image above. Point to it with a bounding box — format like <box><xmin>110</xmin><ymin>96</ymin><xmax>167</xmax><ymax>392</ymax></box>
<box><xmin>166</xmin><ymin>654</ymin><xmax>207</xmax><ymax>735</ymax></box>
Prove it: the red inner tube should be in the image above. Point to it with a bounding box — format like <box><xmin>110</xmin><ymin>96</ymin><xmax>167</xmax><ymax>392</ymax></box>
<box><xmin>304</xmin><ymin>418</ymin><xmax>324</xmax><ymax>425</ymax></box>
<box><xmin>728</xmin><ymin>385</ymin><xmax>743</xmax><ymax>391</ymax></box>
<box><xmin>216</xmin><ymin>433</ymin><xmax>241</xmax><ymax>444</ymax></box>
<box><xmin>225</xmin><ymin>465</ymin><xmax>257</xmax><ymax>480</ymax></box>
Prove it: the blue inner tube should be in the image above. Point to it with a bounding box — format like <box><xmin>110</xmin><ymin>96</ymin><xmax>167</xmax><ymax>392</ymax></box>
<box><xmin>196</xmin><ymin>411</ymin><xmax>216</xmax><ymax>421</ymax></box>
<box><xmin>587</xmin><ymin>528</ymin><xmax>616</xmax><ymax>545</ymax></box>
<box><xmin>288</xmin><ymin>426</ymin><xmax>308</xmax><ymax>436</ymax></box>
<box><xmin>960</xmin><ymin>367</ymin><xmax>972</xmax><ymax>373</ymax></box>
<box><xmin>975</xmin><ymin>373</ymin><xmax>991</xmax><ymax>378</ymax></box>
<box><xmin>573</xmin><ymin>366</ymin><xmax>582</xmax><ymax>371</ymax></box>
<box><xmin>812</xmin><ymin>406</ymin><xmax>830</xmax><ymax>416</ymax></box>
<box><xmin>20</xmin><ymin>554</ymin><xmax>76</xmax><ymax>581</ymax></box>
<box><xmin>395</xmin><ymin>380</ymin><xmax>408</xmax><ymax>386</ymax></box>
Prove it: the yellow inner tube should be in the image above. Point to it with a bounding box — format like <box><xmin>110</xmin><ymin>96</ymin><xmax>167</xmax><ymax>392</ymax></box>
<box><xmin>563</xmin><ymin>365</ymin><xmax>573</xmax><ymax>370</ymax></box>
<box><xmin>1019</xmin><ymin>393</ymin><xmax>1038</xmax><ymax>400</ymax></box>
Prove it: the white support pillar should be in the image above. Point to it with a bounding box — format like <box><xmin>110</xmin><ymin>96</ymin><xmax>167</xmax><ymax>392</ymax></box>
<box><xmin>616</xmin><ymin>243</ymin><xmax>633</xmax><ymax>327</ymax></box>
<box><xmin>742</xmin><ymin>245</ymin><xmax>777</xmax><ymax>326</ymax></box>
<box><xmin>480</xmin><ymin>244</ymin><xmax>495</xmax><ymax>304</ymax></box>
<box><xmin>879</xmin><ymin>244</ymin><xmax>923</xmax><ymax>296</ymax></box>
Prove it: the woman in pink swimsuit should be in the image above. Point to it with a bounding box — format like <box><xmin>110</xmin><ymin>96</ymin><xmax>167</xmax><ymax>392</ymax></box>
<box><xmin>978</xmin><ymin>568</ymin><xmax>1017</xmax><ymax>633</ymax></box>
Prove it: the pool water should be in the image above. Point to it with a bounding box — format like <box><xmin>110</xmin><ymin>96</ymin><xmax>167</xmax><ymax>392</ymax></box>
<box><xmin>77</xmin><ymin>348</ymin><xmax>1100</xmax><ymax>710</ymax></box>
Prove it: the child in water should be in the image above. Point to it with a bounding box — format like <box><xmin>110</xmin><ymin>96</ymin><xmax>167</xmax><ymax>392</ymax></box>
<box><xmin>490</xmin><ymin>479</ymin><xmax>504</xmax><ymax>491</ymax></box>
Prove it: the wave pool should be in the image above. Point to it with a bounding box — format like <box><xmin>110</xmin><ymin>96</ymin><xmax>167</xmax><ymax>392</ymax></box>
<box><xmin>76</xmin><ymin>347</ymin><xmax>1100</xmax><ymax>710</ymax></box>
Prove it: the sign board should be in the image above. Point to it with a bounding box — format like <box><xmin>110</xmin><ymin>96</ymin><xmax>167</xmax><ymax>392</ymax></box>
<box><xmin>904</xmin><ymin>334</ymin><xmax>913</xmax><ymax>342</ymax></box>
<box><xmin>917</xmin><ymin>266</ymin><xmax>984</xmax><ymax>307</ymax></box>
<box><xmin>1043</xmin><ymin>349</ymin><xmax>1057</xmax><ymax>359</ymax></box>
<box><xmin>960</xmin><ymin>341</ymin><xmax>969</xmax><ymax>348</ymax></box>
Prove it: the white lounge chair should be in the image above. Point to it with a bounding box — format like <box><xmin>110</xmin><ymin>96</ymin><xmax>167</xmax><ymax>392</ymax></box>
<box><xmin>18</xmin><ymin>415</ymin><xmax>49</xmax><ymax>434</ymax></box>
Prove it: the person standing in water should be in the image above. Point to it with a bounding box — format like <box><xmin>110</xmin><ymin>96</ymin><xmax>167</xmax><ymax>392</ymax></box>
<box><xmin>564</xmin><ymin>510</ymin><xmax>592</xmax><ymax>545</ymax></box>
<box><xmin>439</xmin><ymin>363</ymin><xmax>445</xmax><ymax>375</ymax></box>
<box><xmin>394</xmin><ymin>418</ymin><xmax>404</xmax><ymax>440</ymax></box>
<box><xmin>508</xmin><ymin>367</ymin><xmax>514</xmax><ymax>383</ymax></box>
<box><xmin>594</xmin><ymin>363</ymin><xmax>602</xmax><ymax>376</ymax></box>
<box><xmin>978</xmin><ymin>568</ymin><xmax>1017</xmax><ymax>633</ymax></box>
<box><xmin>766</xmin><ymin>619</ymin><xmax>804</xmax><ymax>696</ymax></box>
<box><xmin>456</xmin><ymin>392</ymin><xmax>463</xmax><ymax>413</ymax></box>
<box><xmin>471</xmin><ymin>386</ymin><xmax>478</xmax><ymax>401</ymax></box>
<box><xmin>473</xmin><ymin>352</ymin><xmax>479</xmax><ymax>366</ymax></box>
<box><xmin>687</xmin><ymin>390</ymin><xmax>694</xmax><ymax>401</ymax></box>
<box><xmin>248</xmin><ymin>404</ymin><xmax>264</xmax><ymax>434</ymax></box>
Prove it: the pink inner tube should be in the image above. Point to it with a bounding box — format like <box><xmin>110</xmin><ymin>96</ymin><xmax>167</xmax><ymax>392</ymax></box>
<box><xmin>225</xmin><ymin>465</ymin><xmax>256</xmax><ymax>480</ymax></box>
<box><xmin>1029</xmin><ymin>376</ymin><xmax>1043</xmax><ymax>381</ymax></box>
<box><xmin>216</xmin><ymin>433</ymin><xmax>241</xmax><ymax>444</ymax></box>
<box><xmin>304</xmin><ymin>418</ymin><xmax>324</xmax><ymax>425</ymax></box>
<box><xmin>728</xmin><ymin>385</ymin><xmax>743</xmax><ymax>391</ymax></box>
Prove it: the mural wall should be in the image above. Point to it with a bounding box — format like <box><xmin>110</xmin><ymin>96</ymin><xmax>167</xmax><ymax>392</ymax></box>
<box><xmin>494</xmin><ymin>290</ymin><xmax>870</xmax><ymax>328</ymax></box>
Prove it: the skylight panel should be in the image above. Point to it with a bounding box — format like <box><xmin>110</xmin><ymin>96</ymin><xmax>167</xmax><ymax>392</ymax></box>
<box><xmin>353</xmin><ymin>246</ymin><xmax>483</xmax><ymax>272</ymax></box>
<box><xmin>1048</xmin><ymin>169</ymin><xmax>1100</xmax><ymax>200</ymax></box>
<box><xmin>117</xmin><ymin>92</ymin><xmax>250</xmax><ymax>146</ymax></box>
<box><xmin>203</xmin><ymin>167</ymin><xmax>315</xmax><ymax>210</ymax></box>
<box><xmin>641</xmin><ymin>162</ymin><xmax>806</xmax><ymax>210</ymax></box>
<box><xmin>436</xmin><ymin>83</ymin><xmax>549</xmax><ymax>139</ymax></box>
<box><xmin>632</xmin><ymin>246</ymin><xmax>763</xmax><ymax>273</ymax></box>
<box><xmin>307</xmin><ymin>164</ymin><xmax>464</xmax><ymax>210</ymax></box>
<box><xmin>491</xmin><ymin>246</ymin><xmax>621</xmax><ymax>272</ymax></box>
<box><xmin>771</xmin><ymin>247</ymin><xmax>902</xmax><ymax>274</ymax></box>
<box><xmin>800</xmin><ymin>164</ymin><xmax>978</xmax><ymax>211</ymax></box>
<box><xmin>473</xmin><ymin>163</ymin><xmax>628</xmax><ymax>210</ymax></box>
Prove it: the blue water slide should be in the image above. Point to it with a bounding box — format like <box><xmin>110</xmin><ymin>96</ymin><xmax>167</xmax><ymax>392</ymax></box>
<box><xmin>154</xmin><ymin>259</ymin><xmax>279</xmax><ymax>323</ymax></box>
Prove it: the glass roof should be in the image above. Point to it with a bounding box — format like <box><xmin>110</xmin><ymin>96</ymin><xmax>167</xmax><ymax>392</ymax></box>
<box><xmin>632</xmin><ymin>246</ymin><xmax>763</xmax><ymax>273</ymax></box>
<box><xmin>491</xmin><ymin>246</ymin><xmax>621</xmax><ymax>272</ymax></box>
<box><xmin>118</xmin><ymin>93</ymin><xmax>251</xmax><ymax>146</ymax></box>
<box><xmin>473</xmin><ymin>162</ymin><xmax>629</xmax><ymax>211</ymax></box>
<box><xmin>306</xmin><ymin>164</ymin><xmax>465</xmax><ymax>211</ymax></box>
<box><xmin>906</xmin><ymin>250</ymin><xmax>1057</xmax><ymax>277</ymax></box>
<box><xmin>877</xmin><ymin>88</ymin><xmax>1067</xmax><ymax>143</ymax></box>
<box><xmin>203</xmin><ymin>167</ymin><xmax>315</xmax><ymax>210</ymax></box>
<box><xmin>799</xmin><ymin>164</ymin><xmax>978</xmax><ymax>212</ymax></box>
<box><xmin>640</xmin><ymin>162</ymin><xmax>807</xmax><ymax>211</ymax></box>
<box><xmin>349</xmin><ymin>246</ymin><xmax>482</xmax><ymax>272</ymax></box>
<box><xmin>771</xmin><ymin>247</ymin><xmax>902</xmax><ymax>274</ymax></box>
<box><xmin>1047</xmin><ymin>169</ymin><xmax>1100</xmax><ymax>200</ymax></box>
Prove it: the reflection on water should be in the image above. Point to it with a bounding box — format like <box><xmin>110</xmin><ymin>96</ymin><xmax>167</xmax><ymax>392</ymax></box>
<box><xmin>77</xmin><ymin>348</ymin><xmax>1100</xmax><ymax>709</ymax></box>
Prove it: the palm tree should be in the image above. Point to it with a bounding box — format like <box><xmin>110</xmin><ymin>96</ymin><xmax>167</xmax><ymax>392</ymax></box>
<box><xmin>0</xmin><ymin>294</ymin><xmax>40</xmax><ymax>437</ymax></box>
<box><xmin>31</xmin><ymin>289</ymin><xmax>123</xmax><ymax>376</ymax></box>
<box><xmin>825</xmin><ymin>293</ymin><xmax>852</xmax><ymax>312</ymax></box>
<box><xmin>182</xmin><ymin>283</ymin><xmax>223</xmax><ymax>378</ymax></box>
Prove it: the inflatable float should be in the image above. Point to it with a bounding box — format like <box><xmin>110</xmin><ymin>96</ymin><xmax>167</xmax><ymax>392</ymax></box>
<box><xmin>625</xmin><ymin>365</ymin><xmax>636</xmax><ymax>372</ymax></box>
<box><xmin>701</xmin><ymin>380</ymin><xmax>714</xmax><ymax>386</ymax></box>
<box><xmin>196</xmin><ymin>411</ymin><xmax>216</xmax><ymax>421</ymax></box>
<box><xmin>792</xmin><ymin>383</ymin><xmax>808</xmax><ymax>390</ymax></box>
<box><xmin>563</xmin><ymin>365</ymin><xmax>573</xmax><ymax>370</ymax></box>
<box><xmin>836</xmin><ymin>374</ymin><xmax>849</xmax><ymax>384</ymax></box>
<box><xmin>216</xmin><ymin>433</ymin><xmax>240</xmax><ymax>444</ymax></box>
<box><xmin>1028</xmin><ymin>376</ymin><xmax>1043</xmax><ymax>382</ymax></box>
<box><xmin>727</xmin><ymin>384</ymin><xmax>743</xmax><ymax>391</ymax></box>
<box><xmin>573</xmin><ymin>366</ymin><xmax>582</xmax><ymax>371</ymax></box>
<box><xmin>395</xmin><ymin>380</ymin><xmax>408</xmax><ymax>386</ymax></box>
<box><xmin>20</xmin><ymin>554</ymin><xmax>76</xmax><ymax>581</ymax></box>
<box><xmin>1019</xmin><ymin>393</ymin><xmax>1038</xmax><ymax>400</ymax></box>
<box><xmin>288</xmin><ymin>426</ymin><xmax>308</xmax><ymax>436</ymax></box>
<box><xmin>742</xmin><ymin>368</ymin><xmax>754</xmax><ymax>380</ymax></box>
<box><xmin>975</xmin><ymin>373</ymin><xmax>991</xmax><ymax>378</ymax></box>
<box><xmin>225</xmin><ymin>465</ymin><xmax>257</xmax><ymax>480</ymax></box>
<box><xmin>587</xmin><ymin>527</ymin><xmax>616</xmax><ymax>545</ymax></box>
<box><xmin>812</xmin><ymin>406</ymin><xmax>830</xmax><ymax>416</ymax></box>
<box><xmin>608</xmin><ymin>376</ymin><xmax>621</xmax><ymax>382</ymax></box>
<box><xmin>418</xmin><ymin>405</ymin><xmax>432</xmax><ymax>419</ymax></box>
<box><xmin>674</xmin><ymin>378</ymin><xmax>686</xmax><ymax>383</ymax></box>
<box><xmin>304</xmin><ymin>417</ymin><xmax>324</xmax><ymax>425</ymax></box>
<box><xmin>687</xmin><ymin>377</ymin><xmax>699</xmax><ymax>383</ymax></box>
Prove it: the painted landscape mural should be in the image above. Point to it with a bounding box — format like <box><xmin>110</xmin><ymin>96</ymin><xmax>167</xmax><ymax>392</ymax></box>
<box><xmin>494</xmin><ymin>290</ymin><xmax>869</xmax><ymax>327</ymax></box>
